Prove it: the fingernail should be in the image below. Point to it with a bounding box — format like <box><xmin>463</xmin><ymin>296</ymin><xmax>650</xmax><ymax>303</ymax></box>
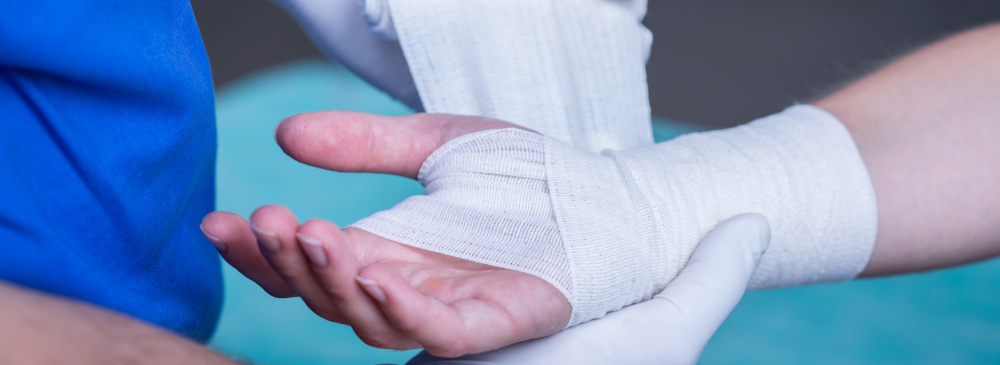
<box><xmin>250</xmin><ymin>223</ymin><xmax>280</xmax><ymax>252</ymax></box>
<box><xmin>199</xmin><ymin>224</ymin><xmax>228</xmax><ymax>254</ymax></box>
<box><xmin>356</xmin><ymin>276</ymin><xmax>387</xmax><ymax>304</ymax></box>
<box><xmin>297</xmin><ymin>233</ymin><xmax>328</xmax><ymax>268</ymax></box>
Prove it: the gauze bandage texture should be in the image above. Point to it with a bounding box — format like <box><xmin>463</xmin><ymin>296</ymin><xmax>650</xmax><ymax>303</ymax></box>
<box><xmin>371</xmin><ymin>0</ymin><xmax>655</xmax><ymax>152</ymax></box>
<box><xmin>353</xmin><ymin>105</ymin><xmax>879</xmax><ymax>327</ymax></box>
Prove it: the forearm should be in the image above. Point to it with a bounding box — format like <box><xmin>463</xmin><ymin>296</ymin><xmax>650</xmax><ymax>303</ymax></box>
<box><xmin>0</xmin><ymin>281</ymin><xmax>239</xmax><ymax>365</ymax></box>
<box><xmin>815</xmin><ymin>22</ymin><xmax>1000</xmax><ymax>276</ymax></box>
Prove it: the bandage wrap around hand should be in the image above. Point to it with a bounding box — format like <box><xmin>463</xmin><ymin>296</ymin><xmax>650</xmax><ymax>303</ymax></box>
<box><xmin>353</xmin><ymin>105</ymin><xmax>878</xmax><ymax>327</ymax></box>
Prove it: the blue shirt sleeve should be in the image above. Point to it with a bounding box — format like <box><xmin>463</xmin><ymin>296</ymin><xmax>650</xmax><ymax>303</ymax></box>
<box><xmin>0</xmin><ymin>0</ymin><xmax>222</xmax><ymax>341</ymax></box>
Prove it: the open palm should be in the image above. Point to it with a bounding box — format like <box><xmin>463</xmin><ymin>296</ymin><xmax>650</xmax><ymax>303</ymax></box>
<box><xmin>201</xmin><ymin>111</ymin><xmax>570</xmax><ymax>357</ymax></box>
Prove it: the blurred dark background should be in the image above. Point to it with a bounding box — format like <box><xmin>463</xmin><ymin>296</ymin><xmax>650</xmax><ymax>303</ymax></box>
<box><xmin>191</xmin><ymin>0</ymin><xmax>1000</xmax><ymax>129</ymax></box>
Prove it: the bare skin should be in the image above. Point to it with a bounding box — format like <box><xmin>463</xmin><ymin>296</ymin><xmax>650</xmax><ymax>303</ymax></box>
<box><xmin>0</xmin><ymin>281</ymin><xmax>241</xmax><ymax>365</ymax></box>
<box><xmin>819</xmin><ymin>22</ymin><xmax>1000</xmax><ymax>276</ymax></box>
<box><xmin>202</xmin><ymin>22</ymin><xmax>1000</xmax><ymax>357</ymax></box>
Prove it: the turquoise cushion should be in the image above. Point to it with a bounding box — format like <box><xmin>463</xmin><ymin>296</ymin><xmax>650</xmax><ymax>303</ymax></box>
<box><xmin>209</xmin><ymin>60</ymin><xmax>1000</xmax><ymax>364</ymax></box>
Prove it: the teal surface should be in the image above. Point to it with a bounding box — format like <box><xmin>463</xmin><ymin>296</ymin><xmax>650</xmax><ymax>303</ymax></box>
<box><xmin>209</xmin><ymin>60</ymin><xmax>1000</xmax><ymax>364</ymax></box>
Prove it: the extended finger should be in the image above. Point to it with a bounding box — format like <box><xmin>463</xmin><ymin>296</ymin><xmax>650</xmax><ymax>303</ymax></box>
<box><xmin>274</xmin><ymin>111</ymin><xmax>526</xmax><ymax>179</ymax></box>
<box><xmin>249</xmin><ymin>205</ymin><xmax>346</xmax><ymax>324</ymax></box>
<box><xmin>200</xmin><ymin>211</ymin><xmax>295</xmax><ymax>298</ymax></box>
<box><xmin>295</xmin><ymin>219</ymin><xmax>418</xmax><ymax>349</ymax></box>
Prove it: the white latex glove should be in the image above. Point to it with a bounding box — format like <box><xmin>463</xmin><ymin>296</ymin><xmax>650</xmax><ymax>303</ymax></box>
<box><xmin>271</xmin><ymin>0</ymin><xmax>423</xmax><ymax>111</ymax></box>
<box><xmin>405</xmin><ymin>213</ymin><xmax>771</xmax><ymax>365</ymax></box>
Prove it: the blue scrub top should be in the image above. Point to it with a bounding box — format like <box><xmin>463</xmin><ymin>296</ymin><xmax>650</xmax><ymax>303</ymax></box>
<box><xmin>0</xmin><ymin>0</ymin><xmax>222</xmax><ymax>341</ymax></box>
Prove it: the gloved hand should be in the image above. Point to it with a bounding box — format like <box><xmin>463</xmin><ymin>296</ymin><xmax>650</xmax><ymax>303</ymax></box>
<box><xmin>406</xmin><ymin>213</ymin><xmax>771</xmax><ymax>365</ymax></box>
<box><xmin>271</xmin><ymin>0</ymin><xmax>422</xmax><ymax>111</ymax></box>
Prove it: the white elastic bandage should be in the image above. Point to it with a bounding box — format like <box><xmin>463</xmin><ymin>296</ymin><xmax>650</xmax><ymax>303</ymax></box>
<box><xmin>353</xmin><ymin>105</ymin><xmax>879</xmax><ymax>326</ymax></box>
<box><xmin>370</xmin><ymin>0</ymin><xmax>655</xmax><ymax>152</ymax></box>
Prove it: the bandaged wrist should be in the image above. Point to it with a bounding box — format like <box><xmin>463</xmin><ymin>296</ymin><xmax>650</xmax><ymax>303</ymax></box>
<box><xmin>353</xmin><ymin>105</ymin><xmax>878</xmax><ymax>327</ymax></box>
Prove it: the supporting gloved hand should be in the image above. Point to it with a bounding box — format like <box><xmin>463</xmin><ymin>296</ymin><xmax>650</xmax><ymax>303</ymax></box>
<box><xmin>406</xmin><ymin>213</ymin><xmax>770</xmax><ymax>365</ymax></box>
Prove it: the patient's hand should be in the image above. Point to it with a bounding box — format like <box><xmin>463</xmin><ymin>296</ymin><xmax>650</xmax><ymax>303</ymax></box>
<box><xmin>200</xmin><ymin>111</ymin><xmax>570</xmax><ymax>357</ymax></box>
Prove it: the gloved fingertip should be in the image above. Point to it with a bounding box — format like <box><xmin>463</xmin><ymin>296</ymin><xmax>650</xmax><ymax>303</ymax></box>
<box><xmin>743</xmin><ymin>213</ymin><xmax>771</xmax><ymax>257</ymax></box>
<box><xmin>719</xmin><ymin>213</ymin><xmax>771</xmax><ymax>266</ymax></box>
<box><xmin>360</xmin><ymin>0</ymin><xmax>398</xmax><ymax>40</ymax></box>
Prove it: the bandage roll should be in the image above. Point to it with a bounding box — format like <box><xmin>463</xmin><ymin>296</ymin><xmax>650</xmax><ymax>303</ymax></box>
<box><xmin>379</xmin><ymin>0</ymin><xmax>655</xmax><ymax>152</ymax></box>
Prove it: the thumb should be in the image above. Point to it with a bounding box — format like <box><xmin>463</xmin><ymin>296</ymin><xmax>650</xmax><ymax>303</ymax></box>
<box><xmin>274</xmin><ymin>111</ymin><xmax>527</xmax><ymax>179</ymax></box>
<box><xmin>646</xmin><ymin>213</ymin><xmax>770</xmax><ymax>357</ymax></box>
